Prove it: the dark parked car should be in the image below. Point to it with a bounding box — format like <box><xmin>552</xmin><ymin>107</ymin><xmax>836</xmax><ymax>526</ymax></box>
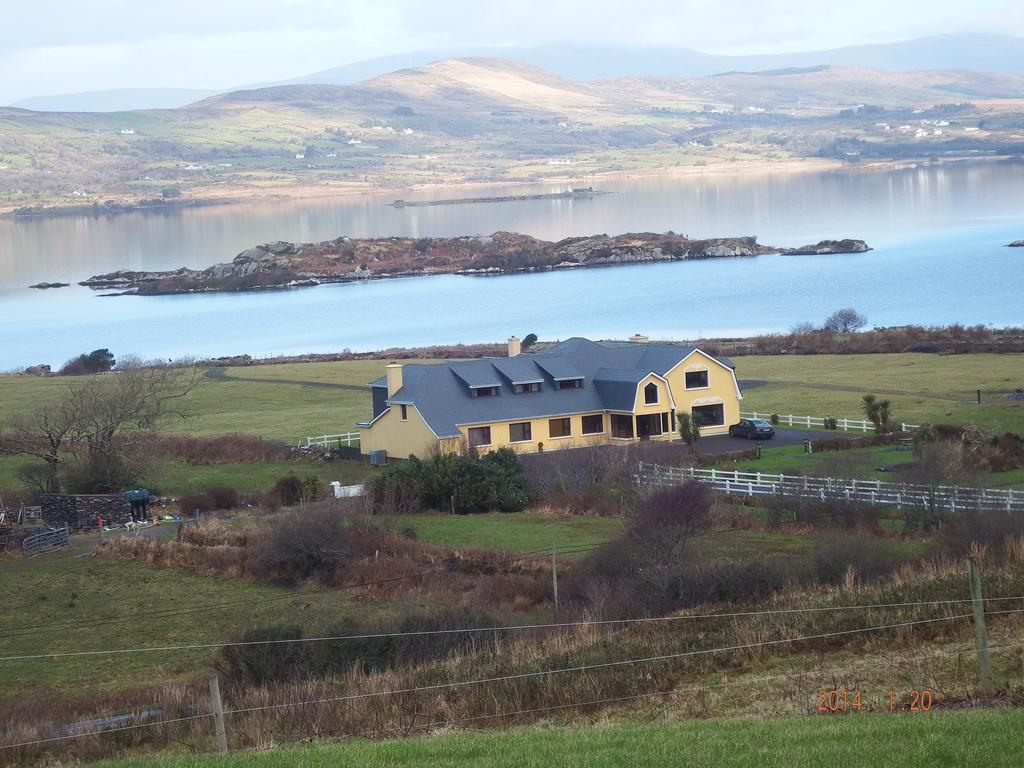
<box><xmin>729</xmin><ymin>418</ymin><xmax>775</xmax><ymax>440</ymax></box>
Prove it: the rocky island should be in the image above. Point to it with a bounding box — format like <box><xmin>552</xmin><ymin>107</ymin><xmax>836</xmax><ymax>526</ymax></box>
<box><xmin>80</xmin><ymin>232</ymin><xmax>871</xmax><ymax>295</ymax></box>
<box><xmin>1009</xmin><ymin>240</ymin><xmax>1024</xmax><ymax>247</ymax></box>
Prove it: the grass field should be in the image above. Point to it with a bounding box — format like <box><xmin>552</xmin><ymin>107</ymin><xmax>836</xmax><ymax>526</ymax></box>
<box><xmin>1</xmin><ymin>353</ymin><xmax>1020</xmax><ymax>446</ymax></box>
<box><xmin>90</xmin><ymin>708</ymin><xmax>1024</xmax><ymax>767</ymax></box>
<box><xmin>390</xmin><ymin>512</ymin><xmax>625</xmax><ymax>554</ymax></box>
<box><xmin>717</xmin><ymin>443</ymin><xmax>917</xmax><ymax>477</ymax></box>
<box><xmin>0</xmin><ymin>555</ymin><xmax>361</xmax><ymax>702</ymax></box>
<box><xmin>737</xmin><ymin>353</ymin><xmax>1024</xmax><ymax>434</ymax></box>
<box><xmin>0</xmin><ymin>455</ymin><xmax>376</xmax><ymax>496</ymax></box>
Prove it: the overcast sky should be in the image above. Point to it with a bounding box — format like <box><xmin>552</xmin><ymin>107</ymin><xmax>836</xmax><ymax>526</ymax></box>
<box><xmin>2</xmin><ymin>0</ymin><xmax>1023</xmax><ymax>104</ymax></box>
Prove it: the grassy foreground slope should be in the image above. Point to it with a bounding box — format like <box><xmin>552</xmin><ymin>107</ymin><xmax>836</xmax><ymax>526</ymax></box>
<box><xmin>93</xmin><ymin>709</ymin><xmax>1024</xmax><ymax>768</ymax></box>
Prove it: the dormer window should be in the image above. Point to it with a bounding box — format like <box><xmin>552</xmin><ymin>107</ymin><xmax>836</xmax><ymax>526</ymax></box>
<box><xmin>514</xmin><ymin>382</ymin><xmax>541</xmax><ymax>394</ymax></box>
<box><xmin>472</xmin><ymin>386</ymin><xmax>499</xmax><ymax>398</ymax></box>
<box><xmin>556</xmin><ymin>378</ymin><xmax>583</xmax><ymax>390</ymax></box>
<box><xmin>644</xmin><ymin>382</ymin><xmax>659</xmax><ymax>405</ymax></box>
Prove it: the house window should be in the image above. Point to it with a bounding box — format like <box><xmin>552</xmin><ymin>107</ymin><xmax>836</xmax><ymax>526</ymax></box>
<box><xmin>509</xmin><ymin>422</ymin><xmax>532</xmax><ymax>442</ymax></box>
<box><xmin>661</xmin><ymin>412</ymin><xmax>670</xmax><ymax>433</ymax></box>
<box><xmin>400</xmin><ymin>404</ymin><xmax>408</xmax><ymax>421</ymax></box>
<box><xmin>685</xmin><ymin>370</ymin><xmax>709</xmax><ymax>389</ymax></box>
<box><xmin>556</xmin><ymin>378</ymin><xmax>583</xmax><ymax>390</ymax></box>
<box><xmin>472</xmin><ymin>386</ymin><xmax>499</xmax><ymax>398</ymax></box>
<box><xmin>581</xmin><ymin>414</ymin><xmax>604</xmax><ymax>434</ymax></box>
<box><xmin>468</xmin><ymin>426</ymin><xmax>492</xmax><ymax>447</ymax></box>
<box><xmin>610</xmin><ymin>414</ymin><xmax>634</xmax><ymax>438</ymax></box>
<box><xmin>514</xmin><ymin>382</ymin><xmax>541</xmax><ymax>394</ymax></box>
<box><xmin>644</xmin><ymin>382</ymin><xmax>659</xmax><ymax>405</ymax></box>
<box><xmin>692</xmin><ymin>404</ymin><xmax>725</xmax><ymax>428</ymax></box>
<box><xmin>549</xmin><ymin>417</ymin><xmax>572</xmax><ymax>438</ymax></box>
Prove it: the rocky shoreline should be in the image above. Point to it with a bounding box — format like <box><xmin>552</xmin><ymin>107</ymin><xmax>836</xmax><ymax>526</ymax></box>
<box><xmin>78</xmin><ymin>232</ymin><xmax>871</xmax><ymax>296</ymax></box>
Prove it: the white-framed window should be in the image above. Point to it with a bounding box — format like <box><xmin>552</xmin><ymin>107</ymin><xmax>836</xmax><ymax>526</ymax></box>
<box><xmin>685</xmin><ymin>370</ymin><xmax>709</xmax><ymax>389</ymax></box>
<box><xmin>644</xmin><ymin>382</ymin><xmax>659</xmax><ymax>405</ymax></box>
<box><xmin>400</xmin><ymin>404</ymin><xmax>408</xmax><ymax>421</ymax></box>
<box><xmin>509</xmin><ymin>422</ymin><xmax>532</xmax><ymax>442</ymax></box>
<box><xmin>549</xmin><ymin>418</ymin><xmax>571</xmax><ymax>438</ymax></box>
<box><xmin>581</xmin><ymin>414</ymin><xmax>604</xmax><ymax>434</ymax></box>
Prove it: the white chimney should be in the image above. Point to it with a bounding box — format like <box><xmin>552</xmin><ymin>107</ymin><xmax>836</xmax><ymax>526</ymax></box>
<box><xmin>385</xmin><ymin>363</ymin><xmax>404</xmax><ymax>396</ymax></box>
<box><xmin>507</xmin><ymin>336</ymin><xmax>522</xmax><ymax>357</ymax></box>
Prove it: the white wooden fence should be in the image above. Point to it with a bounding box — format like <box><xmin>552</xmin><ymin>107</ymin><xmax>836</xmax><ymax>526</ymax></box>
<box><xmin>740</xmin><ymin>411</ymin><xmax>920</xmax><ymax>433</ymax></box>
<box><xmin>637</xmin><ymin>462</ymin><xmax>1023</xmax><ymax>514</ymax></box>
<box><xmin>303</xmin><ymin>432</ymin><xmax>361</xmax><ymax>449</ymax></box>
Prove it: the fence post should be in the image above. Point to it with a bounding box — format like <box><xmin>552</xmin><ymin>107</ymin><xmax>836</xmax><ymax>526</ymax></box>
<box><xmin>967</xmin><ymin>558</ymin><xmax>994</xmax><ymax>695</ymax></box>
<box><xmin>209</xmin><ymin>676</ymin><xmax>229</xmax><ymax>753</ymax></box>
<box><xmin>551</xmin><ymin>545</ymin><xmax>559</xmax><ymax>622</ymax></box>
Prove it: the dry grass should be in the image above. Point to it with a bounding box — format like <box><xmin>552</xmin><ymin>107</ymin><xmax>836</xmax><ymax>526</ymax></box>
<box><xmin>7</xmin><ymin>547</ymin><xmax>1024</xmax><ymax>766</ymax></box>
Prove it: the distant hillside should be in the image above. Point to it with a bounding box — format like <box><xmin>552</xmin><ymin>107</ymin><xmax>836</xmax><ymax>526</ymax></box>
<box><xmin>4</xmin><ymin>56</ymin><xmax>1024</xmax><ymax>214</ymax></box>
<box><xmin>260</xmin><ymin>33</ymin><xmax>1024</xmax><ymax>87</ymax></box>
<box><xmin>9</xmin><ymin>88</ymin><xmax>220</xmax><ymax>112</ymax></box>
<box><xmin>19</xmin><ymin>34</ymin><xmax>1024</xmax><ymax>114</ymax></box>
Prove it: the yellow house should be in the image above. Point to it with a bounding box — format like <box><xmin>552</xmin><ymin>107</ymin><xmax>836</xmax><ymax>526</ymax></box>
<box><xmin>358</xmin><ymin>336</ymin><xmax>743</xmax><ymax>459</ymax></box>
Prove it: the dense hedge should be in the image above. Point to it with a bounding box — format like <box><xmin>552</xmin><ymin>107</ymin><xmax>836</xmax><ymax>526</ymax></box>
<box><xmin>370</xmin><ymin>448</ymin><xmax>529</xmax><ymax>514</ymax></box>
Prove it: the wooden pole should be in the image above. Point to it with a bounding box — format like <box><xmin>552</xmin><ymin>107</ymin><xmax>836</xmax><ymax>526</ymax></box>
<box><xmin>208</xmin><ymin>676</ymin><xmax>229</xmax><ymax>754</ymax></box>
<box><xmin>551</xmin><ymin>544</ymin><xmax>559</xmax><ymax>622</ymax></box>
<box><xmin>967</xmin><ymin>558</ymin><xmax>994</xmax><ymax>695</ymax></box>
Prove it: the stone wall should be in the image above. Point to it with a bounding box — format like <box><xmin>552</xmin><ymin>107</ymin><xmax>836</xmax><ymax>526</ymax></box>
<box><xmin>40</xmin><ymin>494</ymin><xmax>133</xmax><ymax>531</ymax></box>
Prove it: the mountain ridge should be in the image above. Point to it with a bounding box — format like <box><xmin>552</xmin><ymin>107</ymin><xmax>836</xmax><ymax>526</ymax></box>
<box><xmin>9</xmin><ymin>34</ymin><xmax>1024</xmax><ymax>113</ymax></box>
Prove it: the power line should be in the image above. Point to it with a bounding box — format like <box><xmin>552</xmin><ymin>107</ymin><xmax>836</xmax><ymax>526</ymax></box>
<box><xmin>221</xmin><ymin>612</ymin><xmax>978</xmax><ymax>718</ymax></box>
<box><xmin>5</xmin><ymin>597</ymin><xmax>1020</xmax><ymax>662</ymax></box>
<box><xmin>368</xmin><ymin>639</ymin><xmax>1024</xmax><ymax>738</ymax></box>
<box><xmin>0</xmin><ymin>574</ymin><xmax>415</xmax><ymax>639</ymax></box>
<box><xmin>4</xmin><ymin>621</ymin><xmax>1018</xmax><ymax>752</ymax></box>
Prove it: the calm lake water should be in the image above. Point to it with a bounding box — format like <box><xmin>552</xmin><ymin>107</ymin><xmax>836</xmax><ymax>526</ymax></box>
<box><xmin>1</xmin><ymin>160</ymin><xmax>1022</xmax><ymax>370</ymax></box>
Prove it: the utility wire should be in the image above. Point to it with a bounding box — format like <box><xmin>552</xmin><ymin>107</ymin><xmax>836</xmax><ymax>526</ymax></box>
<box><xmin>3</xmin><ymin>620</ymin><xmax>1018</xmax><ymax>751</ymax></box>
<box><xmin>0</xmin><ymin>574</ymin><xmax>414</xmax><ymax>639</ymax></box>
<box><xmin>221</xmin><ymin>613</ymin><xmax>977</xmax><ymax>717</ymax></box>
<box><xmin>363</xmin><ymin>639</ymin><xmax>1024</xmax><ymax>739</ymax></box>
<box><xmin>4</xmin><ymin>598</ymin><xmax>1021</xmax><ymax>662</ymax></box>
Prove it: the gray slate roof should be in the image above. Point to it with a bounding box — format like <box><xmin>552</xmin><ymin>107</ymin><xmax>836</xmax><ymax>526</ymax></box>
<box><xmin>367</xmin><ymin>337</ymin><xmax>733</xmax><ymax>438</ymax></box>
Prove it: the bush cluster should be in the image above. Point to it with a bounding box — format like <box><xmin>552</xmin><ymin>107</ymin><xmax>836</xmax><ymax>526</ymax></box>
<box><xmin>58</xmin><ymin>348</ymin><xmax>115</xmax><ymax>376</ymax></box>
<box><xmin>263</xmin><ymin>473</ymin><xmax>327</xmax><ymax>510</ymax></box>
<box><xmin>177</xmin><ymin>485</ymin><xmax>240</xmax><ymax>515</ymax></box>
<box><xmin>217</xmin><ymin>607</ymin><xmax>502</xmax><ymax>685</ymax></box>
<box><xmin>370</xmin><ymin>448</ymin><xmax>529</xmax><ymax>514</ymax></box>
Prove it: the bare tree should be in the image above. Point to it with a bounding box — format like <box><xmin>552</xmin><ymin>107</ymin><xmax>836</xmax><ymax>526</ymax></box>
<box><xmin>823</xmin><ymin>308</ymin><xmax>868</xmax><ymax>333</ymax></box>
<box><xmin>0</xmin><ymin>398</ymin><xmax>84</xmax><ymax>493</ymax></box>
<box><xmin>0</xmin><ymin>359</ymin><xmax>201</xmax><ymax>493</ymax></box>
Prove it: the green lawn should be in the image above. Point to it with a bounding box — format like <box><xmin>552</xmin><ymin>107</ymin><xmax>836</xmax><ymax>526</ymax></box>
<box><xmin>391</xmin><ymin>512</ymin><xmax>625</xmax><ymax>554</ymax></box>
<box><xmin>0</xmin><ymin>455</ymin><xmax>377</xmax><ymax>496</ymax></box>
<box><xmin>720</xmin><ymin>443</ymin><xmax>916</xmax><ymax>477</ymax></box>
<box><xmin>150</xmin><ymin>458</ymin><xmax>375</xmax><ymax>496</ymax></box>
<box><xmin>2</xmin><ymin>353</ymin><xmax>1020</xmax><ymax>447</ymax></box>
<box><xmin>91</xmin><ymin>708</ymin><xmax>1024</xmax><ymax>767</ymax></box>
<box><xmin>0</xmin><ymin>556</ymin><xmax>362</xmax><ymax>703</ymax></box>
<box><xmin>737</xmin><ymin>353</ymin><xmax>1024</xmax><ymax>434</ymax></box>
<box><xmin>0</xmin><ymin>360</ymin><xmax>399</xmax><ymax>445</ymax></box>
